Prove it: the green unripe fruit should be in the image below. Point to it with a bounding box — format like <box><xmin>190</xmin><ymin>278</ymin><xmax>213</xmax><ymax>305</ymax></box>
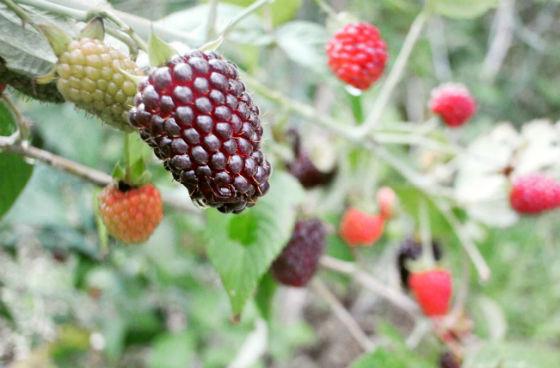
<box><xmin>56</xmin><ymin>38</ymin><xmax>142</xmax><ymax>131</ymax></box>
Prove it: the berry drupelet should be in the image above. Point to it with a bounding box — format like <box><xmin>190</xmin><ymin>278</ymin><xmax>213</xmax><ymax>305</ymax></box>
<box><xmin>129</xmin><ymin>50</ymin><xmax>271</xmax><ymax>213</ymax></box>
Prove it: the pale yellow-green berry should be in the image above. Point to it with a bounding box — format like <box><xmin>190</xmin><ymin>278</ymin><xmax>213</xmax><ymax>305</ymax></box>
<box><xmin>56</xmin><ymin>38</ymin><xmax>142</xmax><ymax>131</ymax></box>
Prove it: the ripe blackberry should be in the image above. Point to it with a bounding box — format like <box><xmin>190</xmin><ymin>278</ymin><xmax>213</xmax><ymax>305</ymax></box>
<box><xmin>509</xmin><ymin>173</ymin><xmax>560</xmax><ymax>214</ymax></box>
<box><xmin>286</xmin><ymin>130</ymin><xmax>335</xmax><ymax>189</ymax></box>
<box><xmin>56</xmin><ymin>38</ymin><xmax>142</xmax><ymax>131</ymax></box>
<box><xmin>271</xmin><ymin>219</ymin><xmax>326</xmax><ymax>287</ymax></box>
<box><xmin>429</xmin><ymin>83</ymin><xmax>476</xmax><ymax>127</ymax></box>
<box><xmin>129</xmin><ymin>50</ymin><xmax>271</xmax><ymax>213</ymax></box>
<box><xmin>397</xmin><ymin>237</ymin><xmax>442</xmax><ymax>289</ymax></box>
<box><xmin>98</xmin><ymin>182</ymin><xmax>163</xmax><ymax>244</ymax></box>
<box><xmin>326</xmin><ymin>22</ymin><xmax>388</xmax><ymax>90</ymax></box>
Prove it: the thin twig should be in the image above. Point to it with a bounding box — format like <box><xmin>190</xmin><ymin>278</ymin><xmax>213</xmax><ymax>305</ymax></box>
<box><xmin>219</xmin><ymin>0</ymin><xmax>272</xmax><ymax>38</ymax></box>
<box><xmin>320</xmin><ymin>255</ymin><xmax>419</xmax><ymax>316</ymax></box>
<box><xmin>360</xmin><ymin>10</ymin><xmax>430</xmax><ymax>133</ymax></box>
<box><xmin>205</xmin><ymin>0</ymin><xmax>218</xmax><ymax>42</ymax></box>
<box><xmin>311</xmin><ymin>279</ymin><xmax>376</xmax><ymax>352</ymax></box>
<box><xmin>432</xmin><ymin>198</ymin><xmax>491</xmax><ymax>281</ymax></box>
<box><xmin>482</xmin><ymin>0</ymin><xmax>515</xmax><ymax>82</ymax></box>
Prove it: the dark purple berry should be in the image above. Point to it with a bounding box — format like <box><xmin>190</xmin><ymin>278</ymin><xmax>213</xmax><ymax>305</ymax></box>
<box><xmin>271</xmin><ymin>219</ymin><xmax>326</xmax><ymax>287</ymax></box>
<box><xmin>129</xmin><ymin>50</ymin><xmax>271</xmax><ymax>213</ymax></box>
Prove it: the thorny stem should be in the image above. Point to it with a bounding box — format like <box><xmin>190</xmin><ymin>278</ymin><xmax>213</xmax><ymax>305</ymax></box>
<box><xmin>311</xmin><ymin>279</ymin><xmax>376</xmax><ymax>352</ymax></box>
<box><xmin>360</xmin><ymin>10</ymin><xmax>430</xmax><ymax>134</ymax></box>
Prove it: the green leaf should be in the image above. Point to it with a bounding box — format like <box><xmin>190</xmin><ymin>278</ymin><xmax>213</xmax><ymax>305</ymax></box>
<box><xmin>428</xmin><ymin>0</ymin><xmax>499</xmax><ymax>19</ymax></box>
<box><xmin>220</xmin><ymin>0</ymin><xmax>302</xmax><ymax>25</ymax></box>
<box><xmin>275</xmin><ymin>21</ymin><xmax>328</xmax><ymax>73</ymax></box>
<box><xmin>148</xmin><ymin>332</ymin><xmax>195</xmax><ymax>368</ymax></box>
<box><xmin>148</xmin><ymin>32</ymin><xmax>176</xmax><ymax>67</ymax></box>
<box><xmin>351</xmin><ymin>349</ymin><xmax>408</xmax><ymax>368</ymax></box>
<box><xmin>255</xmin><ymin>272</ymin><xmax>277</xmax><ymax>321</ymax></box>
<box><xmin>464</xmin><ymin>341</ymin><xmax>560</xmax><ymax>368</ymax></box>
<box><xmin>205</xmin><ymin>172</ymin><xmax>304</xmax><ymax>317</ymax></box>
<box><xmin>0</xmin><ymin>102</ymin><xmax>32</xmax><ymax>220</ymax></box>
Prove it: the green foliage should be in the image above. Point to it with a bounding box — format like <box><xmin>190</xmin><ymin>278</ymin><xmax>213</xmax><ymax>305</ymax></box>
<box><xmin>0</xmin><ymin>102</ymin><xmax>32</xmax><ymax>220</ymax></box>
<box><xmin>428</xmin><ymin>0</ymin><xmax>499</xmax><ymax>18</ymax></box>
<box><xmin>205</xmin><ymin>172</ymin><xmax>304</xmax><ymax>316</ymax></box>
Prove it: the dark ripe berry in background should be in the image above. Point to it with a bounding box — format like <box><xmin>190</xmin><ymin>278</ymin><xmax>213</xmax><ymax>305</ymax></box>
<box><xmin>129</xmin><ymin>50</ymin><xmax>271</xmax><ymax>214</ymax></box>
<box><xmin>286</xmin><ymin>129</ymin><xmax>336</xmax><ymax>189</ymax></box>
<box><xmin>272</xmin><ymin>219</ymin><xmax>326</xmax><ymax>287</ymax></box>
<box><xmin>439</xmin><ymin>351</ymin><xmax>462</xmax><ymax>368</ymax></box>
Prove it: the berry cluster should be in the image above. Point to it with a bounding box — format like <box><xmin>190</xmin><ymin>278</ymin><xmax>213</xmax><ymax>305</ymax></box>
<box><xmin>56</xmin><ymin>38</ymin><xmax>142</xmax><ymax>131</ymax></box>
<box><xmin>272</xmin><ymin>219</ymin><xmax>326</xmax><ymax>287</ymax></box>
<box><xmin>129</xmin><ymin>50</ymin><xmax>271</xmax><ymax>213</ymax></box>
<box><xmin>326</xmin><ymin>22</ymin><xmax>388</xmax><ymax>90</ymax></box>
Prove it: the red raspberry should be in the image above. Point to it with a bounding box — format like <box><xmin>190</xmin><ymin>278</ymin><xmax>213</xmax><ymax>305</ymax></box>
<box><xmin>429</xmin><ymin>83</ymin><xmax>476</xmax><ymax>127</ymax></box>
<box><xmin>409</xmin><ymin>269</ymin><xmax>452</xmax><ymax>317</ymax></box>
<box><xmin>98</xmin><ymin>183</ymin><xmax>163</xmax><ymax>244</ymax></box>
<box><xmin>339</xmin><ymin>208</ymin><xmax>385</xmax><ymax>247</ymax></box>
<box><xmin>271</xmin><ymin>219</ymin><xmax>326</xmax><ymax>287</ymax></box>
<box><xmin>376</xmin><ymin>186</ymin><xmax>397</xmax><ymax>219</ymax></box>
<box><xmin>397</xmin><ymin>237</ymin><xmax>443</xmax><ymax>290</ymax></box>
<box><xmin>129</xmin><ymin>50</ymin><xmax>271</xmax><ymax>213</ymax></box>
<box><xmin>509</xmin><ymin>173</ymin><xmax>560</xmax><ymax>214</ymax></box>
<box><xmin>326</xmin><ymin>22</ymin><xmax>388</xmax><ymax>90</ymax></box>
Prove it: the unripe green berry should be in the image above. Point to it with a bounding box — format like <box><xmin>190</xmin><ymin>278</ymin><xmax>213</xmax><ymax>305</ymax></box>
<box><xmin>56</xmin><ymin>38</ymin><xmax>142</xmax><ymax>131</ymax></box>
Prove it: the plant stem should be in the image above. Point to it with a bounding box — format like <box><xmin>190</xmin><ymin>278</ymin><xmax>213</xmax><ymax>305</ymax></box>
<box><xmin>312</xmin><ymin>0</ymin><xmax>338</xmax><ymax>19</ymax></box>
<box><xmin>418</xmin><ymin>199</ymin><xmax>435</xmax><ymax>268</ymax></box>
<box><xmin>432</xmin><ymin>198</ymin><xmax>491</xmax><ymax>281</ymax></box>
<box><xmin>320</xmin><ymin>255</ymin><xmax>419</xmax><ymax>316</ymax></box>
<box><xmin>347</xmin><ymin>89</ymin><xmax>365</xmax><ymax>124</ymax></box>
<box><xmin>205</xmin><ymin>0</ymin><xmax>219</xmax><ymax>42</ymax></box>
<box><xmin>311</xmin><ymin>279</ymin><xmax>376</xmax><ymax>352</ymax></box>
<box><xmin>360</xmin><ymin>10</ymin><xmax>430</xmax><ymax>134</ymax></box>
<box><xmin>1</xmin><ymin>0</ymin><xmax>32</xmax><ymax>23</ymax></box>
<box><xmin>219</xmin><ymin>0</ymin><xmax>272</xmax><ymax>38</ymax></box>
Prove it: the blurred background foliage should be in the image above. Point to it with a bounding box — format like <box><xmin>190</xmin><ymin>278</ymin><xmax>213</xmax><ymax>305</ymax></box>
<box><xmin>1</xmin><ymin>0</ymin><xmax>560</xmax><ymax>367</ymax></box>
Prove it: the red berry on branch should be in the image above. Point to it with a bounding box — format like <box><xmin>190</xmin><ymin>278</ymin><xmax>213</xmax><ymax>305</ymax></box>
<box><xmin>98</xmin><ymin>183</ymin><xmax>163</xmax><ymax>244</ymax></box>
<box><xmin>409</xmin><ymin>268</ymin><xmax>452</xmax><ymax>317</ymax></box>
<box><xmin>271</xmin><ymin>219</ymin><xmax>326</xmax><ymax>287</ymax></box>
<box><xmin>509</xmin><ymin>173</ymin><xmax>560</xmax><ymax>214</ymax></box>
<box><xmin>339</xmin><ymin>208</ymin><xmax>385</xmax><ymax>247</ymax></box>
<box><xmin>397</xmin><ymin>237</ymin><xmax>443</xmax><ymax>290</ymax></box>
<box><xmin>429</xmin><ymin>83</ymin><xmax>476</xmax><ymax>127</ymax></box>
<box><xmin>326</xmin><ymin>22</ymin><xmax>388</xmax><ymax>90</ymax></box>
<box><xmin>129</xmin><ymin>50</ymin><xmax>271</xmax><ymax>214</ymax></box>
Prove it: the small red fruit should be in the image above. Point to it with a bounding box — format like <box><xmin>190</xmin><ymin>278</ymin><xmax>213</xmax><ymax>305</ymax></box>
<box><xmin>509</xmin><ymin>174</ymin><xmax>560</xmax><ymax>214</ymax></box>
<box><xmin>98</xmin><ymin>183</ymin><xmax>163</xmax><ymax>244</ymax></box>
<box><xmin>429</xmin><ymin>83</ymin><xmax>476</xmax><ymax>127</ymax></box>
<box><xmin>409</xmin><ymin>269</ymin><xmax>452</xmax><ymax>317</ymax></box>
<box><xmin>376</xmin><ymin>186</ymin><xmax>396</xmax><ymax>219</ymax></box>
<box><xmin>339</xmin><ymin>208</ymin><xmax>385</xmax><ymax>247</ymax></box>
<box><xmin>326</xmin><ymin>22</ymin><xmax>388</xmax><ymax>90</ymax></box>
<box><xmin>0</xmin><ymin>83</ymin><xmax>6</xmax><ymax>94</ymax></box>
